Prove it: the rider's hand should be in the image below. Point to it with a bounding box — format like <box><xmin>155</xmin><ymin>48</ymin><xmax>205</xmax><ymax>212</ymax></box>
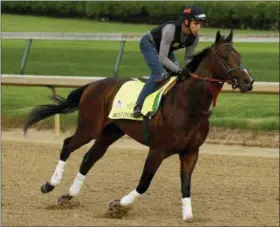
<box><xmin>177</xmin><ymin>67</ymin><xmax>191</xmax><ymax>81</ymax></box>
<box><xmin>178</xmin><ymin>67</ymin><xmax>184</xmax><ymax>75</ymax></box>
<box><xmin>178</xmin><ymin>67</ymin><xmax>191</xmax><ymax>76</ymax></box>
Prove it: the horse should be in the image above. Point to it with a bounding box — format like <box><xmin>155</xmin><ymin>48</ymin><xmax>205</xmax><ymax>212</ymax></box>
<box><xmin>23</xmin><ymin>30</ymin><xmax>254</xmax><ymax>220</ymax></box>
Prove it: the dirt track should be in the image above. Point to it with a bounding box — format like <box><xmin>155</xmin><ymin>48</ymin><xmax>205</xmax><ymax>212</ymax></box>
<box><xmin>1</xmin><ymin>130</ymin><xmax>279</xmax><ymax>226</ymax></box>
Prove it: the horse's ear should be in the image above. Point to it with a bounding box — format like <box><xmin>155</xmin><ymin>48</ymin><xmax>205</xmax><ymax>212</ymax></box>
<box><xmin>226</xmin><ymin>29</ymin><xmax>233</xmax><ymax>43</ymax></box>
<box><xmin>215</xmin><ymin>30</ymin><xmax>221</xmax><ymax>44</ymax></box>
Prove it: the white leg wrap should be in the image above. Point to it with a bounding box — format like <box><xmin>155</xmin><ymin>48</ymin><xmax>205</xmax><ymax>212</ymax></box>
<box><xmin>50</xmin><ymin>160</ymin><xmax>66</xmax><ymax>186</ymax></box>
<box><xmin>182</xmin><ymin>197</ymin><xmax>193</xmax><ymax>220</ymax></box>
<box><xmin>120</xmin><ymin>189</ymin><xmax>141</xmax><ymax>207</ymax></box>
<box><xmin>69</xmin><ymin>172</ymin><xmax>86</xmax><ymax>197</ymax></box>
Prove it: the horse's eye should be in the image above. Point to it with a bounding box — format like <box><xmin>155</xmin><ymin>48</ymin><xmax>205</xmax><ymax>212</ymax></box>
<box><xmin>222</xmin><ymin>56</ymin><xmax>228</xmax><ymax>60</ymax></box>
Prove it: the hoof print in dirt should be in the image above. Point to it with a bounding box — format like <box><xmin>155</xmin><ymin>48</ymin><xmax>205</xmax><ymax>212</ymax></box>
<box><xmin>105</xmin><ymin>199</ymin><xmax>131</xmax><ymax>219</ymax></box>
<box><xmin>56</xmin><ymin>195</ymin><xmax>80</xmax><ymax>208</ymax></box>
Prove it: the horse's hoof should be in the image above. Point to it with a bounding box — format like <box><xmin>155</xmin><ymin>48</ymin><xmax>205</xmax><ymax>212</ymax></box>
<box><xmin>57</xmin><ymin>194</ymin><xmax>73</xmax><ymax>206</ymax></box>
<box><xmin>41</xmin><ymin>182</ymin><xmax>55</xmax><ymax>193</ymax></box>
<box><xmin>105</xmin><ymin>199</ymin><xmax>130</xmax><ymax>219</ymax></box>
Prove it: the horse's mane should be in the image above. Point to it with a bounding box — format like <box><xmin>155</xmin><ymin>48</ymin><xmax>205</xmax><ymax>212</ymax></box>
<box><xmin>187</xmin><ymin>47</ymin><xmax>211</xmax><ymax>73</ymax></box>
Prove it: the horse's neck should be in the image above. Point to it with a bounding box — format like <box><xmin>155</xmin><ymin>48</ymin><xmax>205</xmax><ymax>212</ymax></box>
<box><xmin>160</xmin><ymin>79</ymin><xmax>212</xmax><ymax>130</ymax></box>
<box><xmin>181</xmin><ymin>78</ymin><xmax>213</xmax><ymax>112</ymax></box>
<box><xmin>162</xmin><ymin>55</ymin><xmax>215</xmax><ymax>115</ymax></box>
<box><xmin>163</xmin><ymin>79</ymin><xmax>212</xmax><ymax>112</ymax></box>
<box><xmin>194</xmin><ymin>54</ymin><xmax>211</xmax><ymax>78</ymax></box>
<box><xmin>180</xmin><ymin>54</ymin><xmax>216</xmax><ymax>112</ymax></box>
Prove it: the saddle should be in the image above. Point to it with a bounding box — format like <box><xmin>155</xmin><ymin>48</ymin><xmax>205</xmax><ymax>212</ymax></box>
<box><xmin>108</xmin><ymin>76</ymin><xmax>178</xmax><ymax>121</ymax></box>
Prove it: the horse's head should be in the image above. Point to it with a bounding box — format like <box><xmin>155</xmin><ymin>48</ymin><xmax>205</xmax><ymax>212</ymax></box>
<box><xmin>208</xmin><ymin>30</ymin><xmax>254</xmax><ymax>92</ymax></box>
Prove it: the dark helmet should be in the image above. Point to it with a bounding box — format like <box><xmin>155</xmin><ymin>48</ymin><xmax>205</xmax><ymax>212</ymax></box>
<box><xmin>181</xmin><ymin>6</ymin><xmax>206</xmax><ymax>22</ymax></box>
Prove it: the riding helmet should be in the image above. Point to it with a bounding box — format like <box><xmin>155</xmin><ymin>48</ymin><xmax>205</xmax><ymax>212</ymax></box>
<box><xmin>181</xmin><ymin>6</ymin><xmax>206</xmax><ymax>22</ymax></box>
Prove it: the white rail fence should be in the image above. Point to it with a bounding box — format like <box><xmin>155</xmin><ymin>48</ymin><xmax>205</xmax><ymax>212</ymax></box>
<box><xmin>2</xmin><ymin>74</ymin><xmax>279</xmax><ymax>136</ymax></box>
<box><xmin>2</xmin><ymin>74</ymin><xmax>279</xmax><ymax>93</ymax></box>
<box><xmin>2</xmin><ymin>32</ymin><xmax>279</xmax><ymax>42</ymax></box>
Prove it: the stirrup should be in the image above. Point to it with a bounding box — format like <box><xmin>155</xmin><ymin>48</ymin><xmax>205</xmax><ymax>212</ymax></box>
<box><xmin>132</xmin><ymin>105</ymin><xmax>143</xmax><ymax>118</ymax></box>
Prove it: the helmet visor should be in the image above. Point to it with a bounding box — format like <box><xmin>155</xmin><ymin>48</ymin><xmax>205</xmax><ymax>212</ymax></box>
<box><xmin>193</xmin><ymin>13</ymin><xmax>206</xmax><ymax>21</ymax></box>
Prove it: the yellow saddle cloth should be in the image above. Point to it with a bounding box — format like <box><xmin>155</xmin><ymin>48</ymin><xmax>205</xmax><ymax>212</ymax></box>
<box><xmin>108</xmin><ymin>77</ymin><xmax>177</xmax><ymax>121</ymax></box>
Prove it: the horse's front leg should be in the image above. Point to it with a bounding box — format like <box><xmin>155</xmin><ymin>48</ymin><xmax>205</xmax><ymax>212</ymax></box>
<box><xmin>121</xmin><ymin>148</ymin><xmax>166</xmax><ymax>205</ymax></box>
<box><xmin>107</xmin><ymin>148</ymin><xmax>167</xmax><ymax>217</ymax></box>
<box><xmin>179</xmin><ymin>146</ymin><xmax>199</xmax><ymax>220</ymax></box>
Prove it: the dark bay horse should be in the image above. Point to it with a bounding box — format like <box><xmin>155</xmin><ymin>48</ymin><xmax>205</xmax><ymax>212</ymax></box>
<box><xmin>23</xmin><ymin>30</ymin><xmax>254</xmax><ymax>220</ymax></box>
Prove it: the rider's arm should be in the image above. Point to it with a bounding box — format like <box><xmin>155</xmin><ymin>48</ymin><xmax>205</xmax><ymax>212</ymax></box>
<box><xmin>158</xmin><ymin>24</ymin><xmax>181</xmax><ymax>73</ymax></box>
<box><xmin>184</xmin><ymin>35</ymin><xmax>199</xmax><ymax>66</ymax></box>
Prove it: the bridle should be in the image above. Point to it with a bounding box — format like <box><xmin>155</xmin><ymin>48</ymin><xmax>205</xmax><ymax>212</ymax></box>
<box><xmin>191</xmin><ymin>43</ymin><xmax>246</xmax><ymax>89</ymax></box>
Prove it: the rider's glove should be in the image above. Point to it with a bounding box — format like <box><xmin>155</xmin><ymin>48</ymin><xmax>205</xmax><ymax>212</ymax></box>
<box><xmin>178</xmin><ymin>67</ymin><xmax>184</xmax><ymax>75</ymax></box>
<box><xmin>177</xmin><ymin>67</ymin><xmax>191</xmax><ymax>81</ymax></box>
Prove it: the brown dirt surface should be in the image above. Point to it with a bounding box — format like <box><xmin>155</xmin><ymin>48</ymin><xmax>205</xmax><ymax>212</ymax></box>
<box><xmin>1</xmin><ymin>130</ymin><xmax>279</xmax><ymax>226</ymax></box>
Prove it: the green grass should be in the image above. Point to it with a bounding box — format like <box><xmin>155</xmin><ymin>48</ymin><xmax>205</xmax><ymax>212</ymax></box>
<box><xmin>1</xmin><ymin>14</ymin><xmax>279</xmax><ymax>131</ymax></box>
<box><xmin>211</xmin><ymin>93</ymin><xmax>279</xmax><ymax>131</ymax></box>
<box><xmin>1</xmin><ymin>86</ymin><xmax>279</xmax><ymax>131</ymax></box>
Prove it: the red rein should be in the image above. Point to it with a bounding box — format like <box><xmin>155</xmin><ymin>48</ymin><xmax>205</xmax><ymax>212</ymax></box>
<box><xmin>190</xmin><ymin>73</ymin><xmax>227</xmax><ymax>107</ymax></box>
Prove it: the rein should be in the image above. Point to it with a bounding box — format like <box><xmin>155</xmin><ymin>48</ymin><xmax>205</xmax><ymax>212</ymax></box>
<box><xmin>190</xmin><ymin>73</ymin><xmax>231</xmax><ymax>84</ymax></box>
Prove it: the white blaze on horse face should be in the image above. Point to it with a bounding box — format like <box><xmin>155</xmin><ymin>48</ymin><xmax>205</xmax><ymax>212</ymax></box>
<box><xmin>120</xmin><ymin>189</ymin><xmax>141</xmax><ymax>207</ymax></box>
<box><xmin>50</xmin><ymin>160</ymin><xmax>66</xmax><ymax>186</ymax></box>
<box><xmin>232</xmin><ymin>51</ymin><xmax>252</xmax><ymax>82</ymax></box>
<box><xmin>242</xmin><ymin>68</ymin><xmax>250</xmax><ymax>78</ymax></box>
<box><xmin>242</xmin><ymin>68</ymin><xmax>254</xmax><ymax>84</ymax></box>
<box><xmin>69</xmin><ymin>172</ymin><xmax>86</xmax><ymax>197</ymax></box>
<box><xmin>182</xmin><ymin>197</ymin><xmax>193</xmax><ymax>220</ymax></box>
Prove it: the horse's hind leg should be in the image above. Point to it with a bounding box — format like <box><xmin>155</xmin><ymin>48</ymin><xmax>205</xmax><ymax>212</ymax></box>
<box><xmin>41</xmin><ymin>120</ymin><xmax>95</xmax><ymax>193</ymax></box>
<box><xmin>40</xmin><ymin>136</ymin><xmax>73</xmax><ymax>193</ymax></box>
<box><xmin>57</xmin><ymin>123</ymin><xmax>124</xmax><ymax>205</ymax></box>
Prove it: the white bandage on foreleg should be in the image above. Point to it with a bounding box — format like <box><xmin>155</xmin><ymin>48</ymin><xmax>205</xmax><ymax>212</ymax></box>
<box><xmin>182</xmin><ymin>197</ymin><xmax>193</xmax><ymax>220</ymax></box>
<box><xmin>50</xmin><ymin>160</ymin><xmax>66</xmax><ymax>186</ymax></box>
<box><xmin>69</xmin><ymin>172</ymin><xmax>86</xmax><ymax>197</ymax></box>
<box><xmin>120</xmin><ymin>189</ymin><xmax>141</xmax><ymax>207</ymax></box>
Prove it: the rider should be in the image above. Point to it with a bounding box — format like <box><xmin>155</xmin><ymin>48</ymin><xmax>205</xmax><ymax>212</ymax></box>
<box><xmin>132</xmin><ymin>6</ymin><xmax>206</xmax><ymax>118</ymax></box>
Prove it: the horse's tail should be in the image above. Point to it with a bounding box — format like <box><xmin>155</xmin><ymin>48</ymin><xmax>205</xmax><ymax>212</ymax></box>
<box><xmin>23</xmin><ymin>84</ymin><xmax>89</xmax><ymax>135</ymax></box>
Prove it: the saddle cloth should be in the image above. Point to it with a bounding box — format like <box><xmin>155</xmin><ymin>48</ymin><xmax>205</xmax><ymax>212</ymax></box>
<box><xmin>108</xmin><ymin>77</ymin><xmax>177</xmax><ymax>121</ymax></box>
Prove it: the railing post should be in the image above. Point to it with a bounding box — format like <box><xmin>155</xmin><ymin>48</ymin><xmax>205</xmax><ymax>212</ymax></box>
<box><xmin>20</xmin><ymin>39</ymin><xmax>33</xmax><ymax>75</ymax></box>
<box><xmin>113</xmin><ymin>40</ymin><xmax>126</xmax><ymax>78</ymax></box>
<box><xmin>49</xmin><ymin>86</ymin><xmax>61</xmax><ymax>136</ymax></box>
